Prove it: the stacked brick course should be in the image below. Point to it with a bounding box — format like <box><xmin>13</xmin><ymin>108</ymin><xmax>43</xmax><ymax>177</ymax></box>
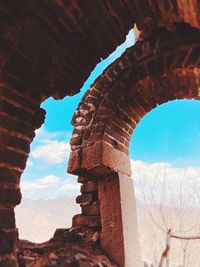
<box><xmin>0</xmin><ymin>1</ymin><xmax>200</xmax><ymax>266</ymax></box>
<box><xmin>69</xmin><ymin>25</ymin><xmax>200</xmax><ymax>175</ymax></box>
<box><xmin>73</xmin><ymin>176</ymin><xmax>101</xmax><ymax>230</ymax></box>
<box><xmin>68</xmin><ymin>24</ymin><xmax>200</xmax><ymax>266</ymax></box>
<box><xmin>0</xmin><ymin>80</ymin><xmax>45</xmax><ymax>266</ymax></box>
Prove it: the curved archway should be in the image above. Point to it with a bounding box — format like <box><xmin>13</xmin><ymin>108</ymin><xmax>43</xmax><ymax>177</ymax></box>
<box><xmin>130</xmin><ymin>99</ymin><xmax>200</xmax><ymax>266</ymax></box>
<box><xmin>1</xmin><ymin>2</ymin><xmax>200</xmax><ymax>266</ymax></box>
<box><xmin>68</xmin><ymin>25</ymin><xmax>200</xmax><ymax>267</ymax></box>
<box><xmin>68</xmin><ymin>25</ymin><xmax>200</xmax><ymax>176</ymax></box>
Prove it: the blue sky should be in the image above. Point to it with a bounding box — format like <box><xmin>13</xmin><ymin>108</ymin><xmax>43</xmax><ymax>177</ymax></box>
<box><xmin>130</xmin><ymin>100</ymin><xmax>200</xmax><ymax>167</ymax></box>
<box><xmin>20</xmin><ymin>30</ymin><xmax>200</xmax><ymax>200</ymax></box>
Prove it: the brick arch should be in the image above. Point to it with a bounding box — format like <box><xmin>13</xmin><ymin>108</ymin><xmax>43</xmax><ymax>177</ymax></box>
<box><xmin>0</xmin><ymin>2</ymin><xmax>200</xmax><ymax>266</ymax></box>
<box><xmin>68</xmin><ymin>26</ymin><xmax>200</xmax><ymax>175</ymax></box>
<box><xmin>0</xmin><ymin>82</ymin><xmax>46</xmax><ymax>266</ymax></box>
<box><xmin>68</xmin><ymin>26</ymin><xmax>200</xmax><ymax>267</ymax></box>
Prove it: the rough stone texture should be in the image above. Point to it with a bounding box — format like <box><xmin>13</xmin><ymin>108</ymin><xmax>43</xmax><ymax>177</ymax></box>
<box><xmin>73</xmin><ymin>176</ymin><xmax>101</xmax><ymax>230</ymax></box>
<box><xmin>0</xmin><ymin>209</ymin><xmax>15</xmax><ymax>229</ymax></box>
<box><xmin>69</xmin><ymin>25</ymin><xmax>200</xmax><ymax>176</ymax></box>
<box><xmin>0</xmin><ymin>0</ymin><xmax>136</xmax><ymax>99</ymax></box>
<box><xmin>98</xmin><ymin>174</ymin><xmax>125</xmax><ymax>266</ymax></box>
<box><xmin>68</xmin><ymin>23</ymin><xmax>200</xmax><ymax>267</ymax></box>
<box><xmin>73</xmin><ymin>215</ymin><xmax>101</xmax><ymax>229</ymax></box>
<box><xmin>68</xmin><ymin>141</ymin><xmax>131</xmax><ymax>176</ymax></box>
<box><xmin>97</xmin><ymin>173</ymin><xmax>142</xmax><ymax>267</ymax></box>
<box><xmin>76</xmin><ymin>193</ymin><xmax>97</xmax><ymax>204</ymax></box>
<box><xmin>0</xmin><ymin>1</ymin><xmax>200</xmax><ymax>266</ymax></box>
<box><xmin>81</xmin><ymin>202</ymin><xmax>100</xmax><ymax>216</ymax></box>
<box><xmin>0</xmin><ymin>230</ymin><xmax>18</xmax><ymax>254</ymax></box>
<box><xmin>17</xmin><ymin>227</ymin><xmax>117</xmax><ymax>267</ymax></box>
<box><xmin>0</xmin><ymin>1</ymin><xmax>200</xmax><ymax>101</ymax></box>
<box><xmin>0</xmin><ymin>81</ymin><xmax>45</xmax><ymax>265</ymax></box>
<box><xmin>0</xmin><ymin>258</ymin><xmax>18</xmax><ymax>267</ymax></box>
<box><xmin>81</xmin><ymin>181</ymin><xmax>98</xmax><ymax>194</ymax></box>
<box><xmin>118</xmin><ymin>174</ymin><xmax>142</xmax><ymax>267</ymax></box>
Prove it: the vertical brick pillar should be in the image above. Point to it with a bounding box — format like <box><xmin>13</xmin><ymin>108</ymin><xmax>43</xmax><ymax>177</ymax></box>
<box><xmin>0</xmin><ymin>81</ymin><xmax>45</xmax><ymax>266</ymax></box>
<box><xmin>72</xmin><ymin>176</ymin><xmax>101</xmax><ymax>229</ymax></box>
<box><xmin>98</xmin><ymin>173</ymin><xmax>142</xmax><ymax>267</ymax></box>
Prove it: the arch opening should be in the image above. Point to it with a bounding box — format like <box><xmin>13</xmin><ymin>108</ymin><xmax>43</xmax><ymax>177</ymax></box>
<box><xmin>14</xmin><ymin>30</ymin><xmax>135</xmax><ymax>244</ymax></box>
<box><xmin>68</xmin><ymin>25</ymin><xmax>200</xmax><ymax>267</ymax></box>
<box><xmin>1</xmin><ymin>2</ymin><xmax>200</xmax><ymax>266</ymax></box>
<box><xmin>131</xmin><ymin>100</ymin><xmax>200</xmax><ymax>267</ymax></box>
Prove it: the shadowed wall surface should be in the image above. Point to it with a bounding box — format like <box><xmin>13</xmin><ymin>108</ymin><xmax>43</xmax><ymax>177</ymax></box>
<box><xmin>0</xmin><ymin>1</ymin><xmax>200</xmax><ymax>266</ymax></box>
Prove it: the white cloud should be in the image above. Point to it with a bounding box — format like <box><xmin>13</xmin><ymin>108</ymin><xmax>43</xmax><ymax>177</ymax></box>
<box><xmin>21</xmin><ymin>175</ymin><xmax>60</xmax><ymax>191</ymax></box>
<box><xmin>59</xmin><ymin>182</ymin><xmax>80</xmax><ymax>192</ymax></box>
<box><xmin>34</xmin><ymin>126</ymin><xmax>69</xmax><ymax>142</ymax></box>
<box><xmin>131</xmin><ymin>160</ymin><xmax>200</xmax><ymax>207</ymax></box>
<box><xmin>21</xmin><ymin>173</ymin><xmax>80</xmax><ymax>199</ymax></box>
<box><xmin>31</xmin><ymin>140</ymin><xmax>70</xmax><ymax>165</ymax></box>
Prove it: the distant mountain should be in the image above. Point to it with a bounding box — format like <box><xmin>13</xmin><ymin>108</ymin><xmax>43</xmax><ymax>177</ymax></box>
<box><xmin>15</xmin><ymin>195</ymin><xmax>80</xmax><ymax>243</ymax></box>
<box><xmin>15</xmin><ymin>195</ymin><xmax>200</xmax><ymax>266</ymax></box>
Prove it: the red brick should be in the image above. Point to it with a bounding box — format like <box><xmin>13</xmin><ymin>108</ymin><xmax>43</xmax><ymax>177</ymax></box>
<box><xmin>0</xmin><ymin>188</ymin><xmax>21</xmax><ymax>206</ymax></box>
<box><xmin>76</xmin><ymin>192</ymin><xmax>98</xmax><ymax>204</ymax></box>
<box><xmin>0</xmin><ymin>209</ymin><xmax>15</xmax><ymax>229</ymax></box>
<box><xmin>80</xmin><ymin>180</ymin><xmax>97</xmax><ymax>193</ymax></box>
<box><xmin>81</xmin><ymin>202</ymin><xmax>100</xmax><ymax>216</ymax></box>
<box><xmin>72</xmin><ymin>214</ymin><xmax>100</xmax><ymax>228</ymax></box>
<box><xmin>0</xmin><ymin>230</ymin><xmax>17</xmax><ymax>254</ymax></box>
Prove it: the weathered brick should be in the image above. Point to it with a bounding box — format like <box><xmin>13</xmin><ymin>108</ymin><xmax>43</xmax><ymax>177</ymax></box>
<box><xmin>77</xmin><ymin>176</ymin><xmax>90</xmax><ymax>183</ymax></box>
<box><xmin>81</xmin><ymin>202</ymin><xmax>100</xmax><ymax>216</ymax></box>
<box><xmin>0</xmin><ymin>209</ymin><xmax>15</xmax><ymax>229</ymax></box>
<box><xmin>0</xmin><ymin>168</ymin><xmax>21</xmax><ymax>184</ymax></box>
<box><xmin>0</xmin><ymin>230</ymin><xmax>17</xmax><ymax>254</ymax></box>
<box><xmin>80</xmin><ymin>180</ymin><xmax>97</xmax><ymax>193</ymax></box>
<box><xmin>72</xmin><ymin>214</ymin><xmax>101</xmax><ymax>228</ymax></box>
<box><xmin>0</xmin><ymin>188</ymin><xmax>21</xmax><ymax>206</ymax></box>
<box><xmin>70</xmin><ymin>136</ymin><xmax>82</xmax><ymax>146</ymax></box>
<box><xmin>0</xmin><ymin>113</ymin><xmax>35</xmax><ymax>139</ymax></box>
<box><xmin>0</xmin><ymin>85</ymin><xmax>38</xmax><ymax>112</ymax></box>
<box><xmin>0</xmin><ymin>147</ymin><xmax>28</xmax><ymax>170</ymax></box>
<box><xmin>0</xmin><ymin>258</ymin><xmax>18</xmax><ymax>267</ymax></box>
<box><xmin>76</xmin><ymin>192</ymin><xmax>98</xmax><ymax>204</ymax></box>
<box><xmin>0</xmin><ymin>131</ymin><xmax>30</xmax><ymax>154</ymax></box>
<box><xmin>1</xmin><ymin>99</ymin><xmax>34</xmax><ymax>122</ymax></box>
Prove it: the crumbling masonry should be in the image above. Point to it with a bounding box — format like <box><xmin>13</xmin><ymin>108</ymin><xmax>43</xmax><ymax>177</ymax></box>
<box><xmin>0</xmin><ymin>1</ymin><xmax>200</xmax><ymax>267</ymax></box>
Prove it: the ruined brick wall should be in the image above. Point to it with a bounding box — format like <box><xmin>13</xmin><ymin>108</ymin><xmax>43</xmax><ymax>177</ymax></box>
<box><xmin>69</xmin><ymin>25</ymin><xmax>200</xmax><ymax>175</ymax></box>
<box><xmin>68</xmin><ymin>24</ymin><xmax>200</xmax><ymax>266</ymax></box>
<box><xmin>1</xmin><ymin>1</ymin><xmax>200</xmax><ymax>99</ymax></box>
<box><xmin>73</xmin><ymin>176</ymin><xmax>101</xmax><ymax>229</ymax></box>
<box><xmin>0</xmin><ymin>80</ymin><xmax>45</xmax><ymax>266</ymax></box>
<box><xmin>0</xmin><ymin>1</ymin><xmax>200</xmax><ymax>266</ymax></box>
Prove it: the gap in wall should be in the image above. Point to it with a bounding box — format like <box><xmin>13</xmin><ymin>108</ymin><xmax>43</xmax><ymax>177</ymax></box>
<box><xmin>131</xmin><ymin>100</ymin><xmax>200</xmax><ymax>266</ymax></box>
<box><xmin>15</xmin><ymin>29</ymin><xmax>136</xmax><ymax>243</ymax></box>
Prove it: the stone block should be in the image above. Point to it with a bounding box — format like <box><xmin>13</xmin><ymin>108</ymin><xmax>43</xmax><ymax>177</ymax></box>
<box><xmin>0</xmin><ymin>188</ymin><xmax>21</xmax><ymax>206</ymax></box>
<box><xmin>77</xmin><ymin>176</ymin><xmax>90</xmax><ymax>183</ymax></box>
<box><xmin>0</xmin><ymin>209</ymin><xmax>15</xmax><ymax>229</ymax></box>
<box><xmin>72</xmin><ymin>214</ymin><xmax>100</xmax><ymax>228</ymax></box>
<box><xmin>0</xmin><ymin>168</ymin><xmax>21</xmax><ymax>184</ymax></box>
<box><xmin>81</xmin><ymin>202</ymin><xmax>100</xmax><ymax>216</ymax></box>
<box><xmin>0</xmin><ymin>258</ymin><xmax>18</xmax><ymax>267</ymax></box>
<box><xmin>0</xmin><ymin>147</ymin><xmax>27</xmax><ymax>170</ymax></box>
<box><xmin>67</xmin><ymin>141</ymin><xmax>131</xmax><ymax>177</ymax></box>
<box><xmin>53</xmin><ymin>228</ymin><xmax>66</xmax><ymax>240</ymax></box>
<box><xmin>0</xmin><ymin>113</ymin><xmax>34</xmax><ymax>138</ymax></box>
<box><xmin>0</xmin><ymin>230</ymin><xmax>17</xmax><ymax>254</ymax></box>
<box><xmin>76</xmin><ymin>192</ymin><xmax>97</xmax><ymax>204</ymax></box>
<box><xmin>98</xmin><ymin>174</ymin><xmax>124</xmax><ymax>266</ymax></box>
<box><xmin>80</xmin><ymin>181</ymin><xmax>97</xmax><ymax>193</ymax></box>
